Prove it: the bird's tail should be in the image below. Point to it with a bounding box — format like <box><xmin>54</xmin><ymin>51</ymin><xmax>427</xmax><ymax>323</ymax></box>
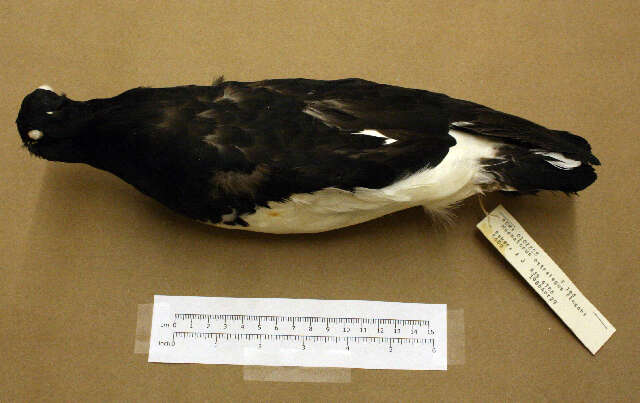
<box><xmin>481</xmin><ymin>132</ymin><xmax>599</xmax><ymax>194</ymax></box>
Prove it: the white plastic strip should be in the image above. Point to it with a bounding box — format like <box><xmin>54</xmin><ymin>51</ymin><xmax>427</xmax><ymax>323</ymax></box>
<box><xmin>148</xmin><ymin>296</ymin><xmax>447</xmax><ymax>370</ymax></box>
<box><xmin>477</xmin><ymin>205</ymin><xmax>615</xmax><ymax>354</ymax></box>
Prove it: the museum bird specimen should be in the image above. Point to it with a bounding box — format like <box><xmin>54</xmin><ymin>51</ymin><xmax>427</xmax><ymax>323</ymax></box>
<box><xmin>17</xmin><ymin>78</ymin><xmax>598</xmax><ymax>233</ymax></box>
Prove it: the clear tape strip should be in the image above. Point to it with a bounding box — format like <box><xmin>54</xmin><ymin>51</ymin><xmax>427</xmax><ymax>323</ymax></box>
<box><xmin>448</xmin><ymin>309</ymin><xmax>465</xmax><ymax>366</ymax></box>
<box><xmin>134</xmin><ymin>303</ymin><xmax>153</xmax><ymax>354</ymax></box>
<box><xmin>243</xmin><ymin>366</ymin><xmax>352</xmax><ymax>383</ymax></box>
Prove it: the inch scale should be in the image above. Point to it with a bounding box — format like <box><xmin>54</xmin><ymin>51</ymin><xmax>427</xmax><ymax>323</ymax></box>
<box><xmin>148</xmin><ymin>296</ymin><xmax>447</xmax><ymax>370</ymax></box>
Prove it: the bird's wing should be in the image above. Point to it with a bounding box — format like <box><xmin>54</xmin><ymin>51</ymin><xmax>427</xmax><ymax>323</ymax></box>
<box><xmin>250</xmin><ymin>78</ymin><xmax>600</xmax><ymax>195</ymax></box>
<box><xmin>260</xmin><ymin>78</ymin><xmax>598</xmax><ymax>163</ymax></box>
<box><xmin>167</xmin><ymin>79</ymin><xmax>460</xmax><ymax>203</ymax></box>
<box><xmin>440</xmin><ymin>97</ymin><xmax>600</xmax><ymax>165</ymax></box>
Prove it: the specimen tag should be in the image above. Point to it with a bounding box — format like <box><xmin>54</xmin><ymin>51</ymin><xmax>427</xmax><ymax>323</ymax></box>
<box><xmin>477</xmin><ymin>205</ymin><xmax>615</xmax><ymax>354</ymax></box>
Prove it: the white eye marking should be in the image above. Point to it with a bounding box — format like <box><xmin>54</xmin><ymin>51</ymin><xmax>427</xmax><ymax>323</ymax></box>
<box><xmin>46</xmin><ymin>111</ymin><xmax>54</xmax><ymax>115</ymax></box>
<box><xmin>38</xmin><ymin>84</ymin><xmax>55</xmax><ymax>92</ymax></box>
<box><xmin>28</xmin><ymin>129</ymin><xmax>44</xmax><ymax>140</ymax></box>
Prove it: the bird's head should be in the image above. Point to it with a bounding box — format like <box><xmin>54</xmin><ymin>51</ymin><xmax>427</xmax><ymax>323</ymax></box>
<box><xmin>16</xmin><ymin>85</ymin><xmax>92</xmax><ymax>162</ymax></box>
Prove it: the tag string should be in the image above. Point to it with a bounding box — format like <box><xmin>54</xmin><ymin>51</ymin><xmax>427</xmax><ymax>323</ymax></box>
<box><xmin>477</xmin><ymin>195</ymin><xmax>493</xmax><ymax>228</ymax></box>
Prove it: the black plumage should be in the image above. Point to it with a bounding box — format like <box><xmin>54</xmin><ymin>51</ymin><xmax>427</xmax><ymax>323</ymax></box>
<box><xmin>16</xmin><ymin>78</ymin><xmax>599</xmax><ymax>232</ymax></box>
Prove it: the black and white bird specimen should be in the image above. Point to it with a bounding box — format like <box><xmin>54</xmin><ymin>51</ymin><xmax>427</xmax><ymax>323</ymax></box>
<box><xmin>16</xmin><ymin>78</ymin><xmax>599</xmax><ymax>233</ymax></box>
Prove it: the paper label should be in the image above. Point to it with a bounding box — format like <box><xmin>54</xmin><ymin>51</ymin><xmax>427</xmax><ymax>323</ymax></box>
<box><xmin>148</xmin><ymin>296</ymin><xmax>447</xmax><ymax>370</ymax></box>
<box><xmin>477</xmin><ymin>205</ymin><xmax>615</xmax><ymax>354</ymax></box>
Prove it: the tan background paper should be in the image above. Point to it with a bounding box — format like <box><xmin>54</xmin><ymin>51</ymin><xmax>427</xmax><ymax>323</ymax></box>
<box><xmin>2</xmin><ymin>1</ymin><xmax>638</xmax><ymax>401</ymax></box>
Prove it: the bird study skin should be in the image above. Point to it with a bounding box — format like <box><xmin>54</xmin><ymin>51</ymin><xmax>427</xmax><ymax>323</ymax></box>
<box><xmin>16</xmin><ymin>78</ymin><xmax>599</xmax><ymax>233</ymax></box>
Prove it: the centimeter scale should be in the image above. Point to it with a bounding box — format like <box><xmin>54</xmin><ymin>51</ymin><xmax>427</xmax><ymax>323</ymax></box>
<box><xmin>148</xmin><ymin>296</ymin><xmax>448</xmax><ymax>370</ymax></box>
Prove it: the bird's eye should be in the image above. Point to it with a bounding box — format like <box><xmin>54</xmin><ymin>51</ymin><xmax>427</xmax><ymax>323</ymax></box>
<box><xmin>28</xmin><ymin>129</ymin><xmax>44</xmax><ymax>140</ymax></box>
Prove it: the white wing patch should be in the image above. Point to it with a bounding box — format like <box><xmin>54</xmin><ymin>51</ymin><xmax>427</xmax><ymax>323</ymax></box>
<box><xmin>301</xmin><ymin>103</ymin><xmax>397</xmax><ymax>145</ymax></box>
<box><xmin>451</xmin><ymin>121</ymin><xmax>473</xmax><ymax>127</ymax></box>
<box><xmin>354</xmin><ymin>129</ymin><xmax>397</xmax><ymax>145</ymax></box>
<box><xmin>534</xmin><ymin>151</ymin><xmax>582</xmax><ymax>170</ymax></box>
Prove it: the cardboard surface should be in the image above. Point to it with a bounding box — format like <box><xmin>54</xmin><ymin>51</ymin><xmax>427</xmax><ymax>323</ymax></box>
<box><xmin>2</xmin><ymin>1</ymin><xmax>638</xmax><ymax>401</ymax></box>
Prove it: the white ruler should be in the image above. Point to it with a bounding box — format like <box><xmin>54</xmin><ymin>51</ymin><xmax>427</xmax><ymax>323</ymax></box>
<box><xmin>148</xmin><ymin>296</ymin><xmax>447</xmax><ymax>370</ymax></box>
